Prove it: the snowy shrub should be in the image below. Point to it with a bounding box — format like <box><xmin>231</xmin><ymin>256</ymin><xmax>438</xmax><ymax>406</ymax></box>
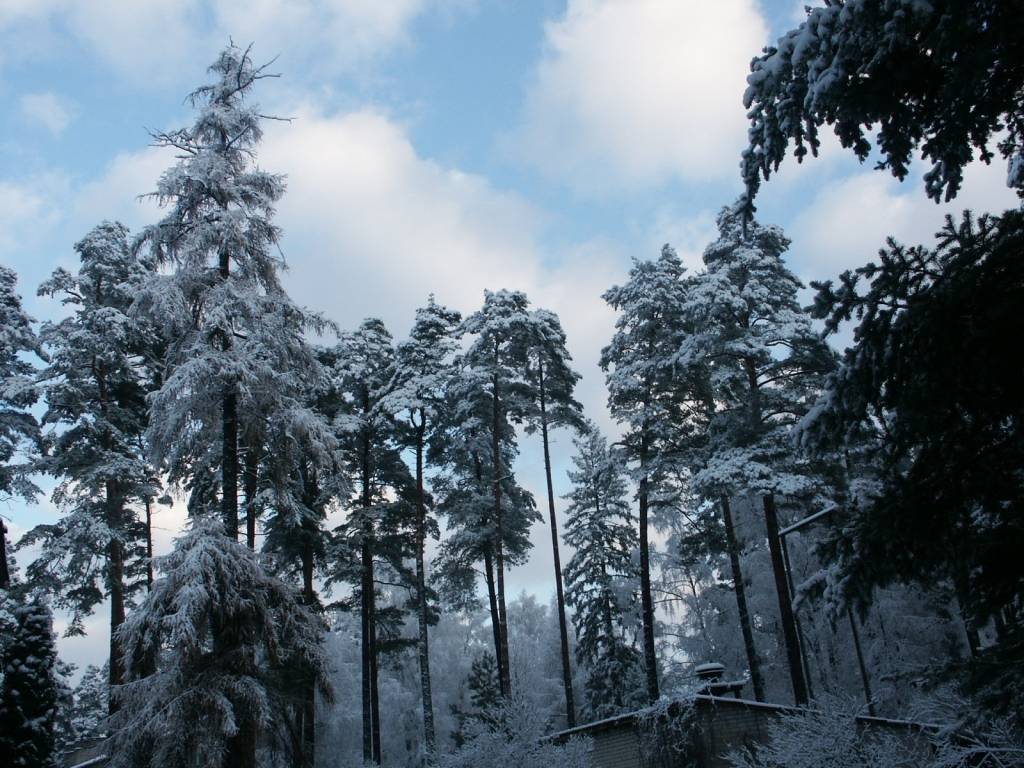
<box><xmin>727</xmin><ymin>698</ymin><xmax>927</xmax><ymax>768</ymax></box>
<box><xmin>437</xmin><ymin>692</ymin><xmax>592</xmax><ymax>768</ymax></box>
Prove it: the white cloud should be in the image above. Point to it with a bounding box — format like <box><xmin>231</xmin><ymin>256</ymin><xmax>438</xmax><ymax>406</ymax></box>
<box><xmin>788</xmin><ymin>155</ymin><xmax>1021</xmax><ymax>286</ymax></box>
<box><xmin>0</xmin><ymin>0</ymin><xmax>463</xmax><ymax>84</ymax></box>
<box><xmin>512</xmin><ymin>0</ymin><xmax>769</xmax><ymax>192</ymax></box>
<box><xmin>19</xmin><ymin>92</ymin><xmax>75</xmax><ymax>136</ymax></box>
<box><xmin>72</xmin><ymin>145</ymin><xmax>174</xmax><ymax>231</ymax></box>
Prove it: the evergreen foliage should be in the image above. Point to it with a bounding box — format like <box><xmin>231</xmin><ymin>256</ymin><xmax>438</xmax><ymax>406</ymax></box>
<box><xmin>601</xmin><ymin>244</ymin><xmax>694</xmax><ymax>703</ymax></box>
<box><xmin>741</xmin><ymin>0</ymin><xmax>1024</xmax><ymax>208</ymax></box>
<box><xmin>0</xmin><ymin>265</ymin><xmax>42</xmax><ymax>507</ymax></box>
<box><xmin>108</xmin><ymin>515</ymin><xmax>330</xmax><ymax>768</ymax></box>
<box><xmin>803</xmin><ymin>209</ymin><xmax>1024</xmax><ymax>712</ymax></box>
<box><xmin>0</xmin><ymin>593</ymin><xmax>61</xmax><ymax>768</ymax></box>
<box><xmin>21</xmin><ymin>221</ymin><xmax>157</xmax><ymax>643</ymax></box>
<box><xmin>562</xmin><ymin>424</ymin><xmax>644</xmax><ymax>719</ymax></box>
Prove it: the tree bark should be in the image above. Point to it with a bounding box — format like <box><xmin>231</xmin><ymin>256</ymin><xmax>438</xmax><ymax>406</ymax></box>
<box><xmin>361</xmin><ymin>534</ymin><xmax>373</xmax><ymax>764</ymax></box>
<box><xmin>720</xmin><ymin>495</ymin><xmax>765</xmax><ymax>701</ymax></box>
<box><xmin>0</xmin><ymin>519</ymin><xmax>9</xmax><ymax>589</ymax></box>
<box><xmin>243</xmin><ymin>442</ymin><xmax>259</xmax><ymax>550</ymax></box>
<box><xmin>490</xmin><ymin>364</ymin><xmax>511</xmax><ymax>697</ymax></box>
<box><xmin>144</xmin><ymin>497</ymin><xmax>154</xmax><ymax>590</ymax></box>
<box><xmin>478</xmin><ymin>456</ymin><xmax>506</xmax><ymax>694</ymax></box>
<box><xmin>98</xmin><ymin>360</ymin><xmax>126</xmax><ymax>714</ymax></box>
<box><xmin>637</xmin><ymin>462</ymin><xmax>659</xmax><ymax>703</ymax></box>
<box><xmin>762</xmin><ymin>493</ymin><xmax>809</xmax><ymax>706</ymax></box>
<box><xmin>538</xmin><ymin>363</ymin><xmax>576</xmax><ymax>727</ymax></box>
<box><xmin>107</xmin><ymin>480</ymin><xmax>126</xmax><ymax>716</ymax></box>
<box><xmin>301</xmin><ymin>533</ymin><xmax>316</xmax><ymax>768</ymax></box>
<box><xmin>360</xmin><ymin>405</ymin><xmax>381</xmax><ymax>764</ymax></box>
<box><xmin>414</xmin><ymin>418</ymin><xmax>437</xmax><ymax>761</ymax></box>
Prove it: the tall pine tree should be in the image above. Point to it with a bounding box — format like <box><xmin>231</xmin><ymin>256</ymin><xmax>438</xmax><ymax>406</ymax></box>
<box><xmin>22</xmin><ymin>221</ymin><xmax>157</xmax><ymax>706</ymax></box>
<box><xmin>522</xmin><ymin>307</ymin><xmax>585</xmax><ymax>727</ymax></box>
<box><xmin>383</xmin><ymin>296</ymin><xmax>462</xmax><ymax>759</ymax></box>
<box><xmin>680</xmin><ymin>202</ymin><xmax>835</xmax><ymax>706</ymax></box>
<box><xmin>601</xmin><ymin>245</ymin><xmax>692</xmax><ymax>703</ymax></box>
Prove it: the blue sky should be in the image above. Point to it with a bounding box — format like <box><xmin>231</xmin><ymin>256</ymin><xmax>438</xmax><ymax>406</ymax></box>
<box><xmin>1</xmin><ymin>0</ymin><xmax>1018</xmax><ymax>673</ymax></box>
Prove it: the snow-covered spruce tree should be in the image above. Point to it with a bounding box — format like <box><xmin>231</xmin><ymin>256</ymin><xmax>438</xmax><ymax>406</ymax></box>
<box><xmin>381</xmin><ymin>295</ymin><xmax>462</xmax><ymax>758</ymax></box>
<box><xmin>460</xmin><ymin>289</ymin><xmax>539</xmax><ymax>698</ymax></box>
<box><xmin>20</xmin><ymin>222</ymin><xmax>157</xmax><ymax>706</ymax></box>
<box><xmin>0</xmin><ymin>265</ymin><xmax>43</xmax><ymax>584</ymax></box>
<box><xmin>740</xmin><ymin>0</ymin><xmax>1024</xmax><ymax>210</ymax></box>
<box><xmin>0</xmin><ymin>592</ymin><xmax>61</xmax><ymax>768</ymax></box>
<box><xmin>324</xmin><ymin>317</ymin><xmax>418</xmax><ymax>766</ymax></box>
<box><xmin>678</xmin><ymin>202</ymin><xmax>835</xmax><ymax>706</ymax></box>
<box><xmin>132</xmin><ymin>44</ymin><xmax>329</xmax><ymax>767</ymax></box>
<box><xmin>257</xmin><ymin>347</ymin><xmax>338</xmax><ymax>768</ymax></box>
<box><xmin>600</xmin><ymin>245</ymin><xmax>694</xmax><ymax>703</ymax></box>
<box><xmin>108</xmin><ymin>514</ymin><xmax>330</xmax><ymax>768</ymax></box>
<box><xmin>562</xmin><ymin>424</ymin><xmax>645</xmax><ymax>720</ymax></box>
<box><xmin>450</xmin><ymin>652</ymin><xmax>502</xmax><ymax>747</ymax></box>
<box><xmin>68</xmin><ymin>663</ymin><xmax>109</xmax><ymax>745</ymax></box>
<box><xmin>521</xmin><ymin>306</ymin><xmax>585</xmax><ymax>727</ymax></box>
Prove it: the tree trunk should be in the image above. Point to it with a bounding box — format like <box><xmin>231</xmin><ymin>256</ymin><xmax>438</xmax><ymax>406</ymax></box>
<box><xmin>243</xmin><ymin>443</ymin><xmax>259</xmax><ymax>550</ymax></box>
<box><xmin>98</xmin><ymin>362</ymin><xmax>126</xmax><ymax>714</ymax></box>
<box><xmin>361</xmin><ymin>534</ymin><xmax>374</xmax><ymax>764</ymax></box>
<box><xmin>762</xmin><ymin>493</ymin><xmax>809</xmax><ymax>706</ymax></box>
<box><xmin>638</xmin><ymin>466</ymin><xmax>659</xmax><ymax>703</ymax></box>
<box><xmin>144</xmin><ymin>497</ymin><xmax>154</xmax><ymax>590</ymax></box>
<box><xmin>490</xmin><ymin>365</ymin><xmax>511</xmax><ymax>697</ymax></box>
<box><xmin>370</xmin><ymin>599</ymin><xmax>381</xmax><ymax>765</ymax></box>
<box><xmin>847</xmin><ymin>609</ymin><xmax>875</xmax><ymax>716</ymax></box>
<box><xmin>301</xmin><ymin>536</ymin><xmax>316</xmax><ymax>768</ymax></box>
<box><xmin>538</xmin><ymin>363</ymin><xmax>576</xmax><ymax>727</ymax></box>
<box><xmin>414</xmin><ymin>419</ymin><xmax>437</xmax><ymax>761</ymax></box>
<box><xmin>720</xmin><ymin>495</ymin><xmax>765</xmax><ymax>701</ymax></box>
<box><xmin>0</xmin><ymin>519</ymin><xmax>9</xmax><ymax>589</ymax></box>
<box><xmin>360</xmin><ymin>409</ymin><xmax>381</xmax><ymax>765</ymax></box>
<box><xmin>478</xmin><ymin>456</ymin><xmax>506</xmax><ymax>693</ymax></box>
<box><xmin>107</xmin><ymin>480</ymin><xmax>126</xmax><ymax>716</ymax></box>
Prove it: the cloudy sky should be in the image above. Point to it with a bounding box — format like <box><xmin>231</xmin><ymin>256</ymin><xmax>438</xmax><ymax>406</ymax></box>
<box><xmin>1</xmin><ymin>0</ymin><xmax>1018</xmax><ymax>674</ymax></box>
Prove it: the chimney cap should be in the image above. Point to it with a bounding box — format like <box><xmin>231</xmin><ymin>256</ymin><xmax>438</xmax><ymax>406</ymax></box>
<box><xmin>694</xmin><ymin>662</ymin><xmax>726</xmax><ymax>680</ymax></box>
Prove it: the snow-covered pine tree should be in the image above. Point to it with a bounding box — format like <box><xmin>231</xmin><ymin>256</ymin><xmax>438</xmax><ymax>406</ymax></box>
<box><xmin>740</xmin><ymin>0</ymin><xmax>1024</xmax><ymax>210</ymax></box>
<box><xmin>522</xmin><ymin>306</ymin><xmax>585</xmax><ymax>727</ymax></box>
<box><xmin>20</xmin><ymin>221</ymin><xmax>157</xmax><ymax>707</ymax></box>
<box><xmin>0</xmin><ymin>265</ymin><xmax>42</xmax><ymax>585</ymax></box>
<box><xmin>0</xmin><ymin>592</ymin><xmax>61</xmax><ymax>768</ymax></box>
<box><xmin>562</xmin><ymin>424</ymin><xmax>645</xmax><ymax>720</ymax></box>
<box><xmin>431</xmin><ymin>358</ymin><xmax>538</xmax><ymax>699</ymax></box>
<box><xmin>132</xmin><ymin>43</ymin><xmax>329</xmax><ymax>768</ymax></box>
<box><xmin>108</xmin><ymin>515</ymin><xmax>330</xmax><ymax>768</ymax></box>
<box><xmin>382</xmin><ymin>296</ymin><xmax>462</xmax><ymax>758</ymax></box>
<box><xmin>461</xmin><ymin>289</ymin><xmax>538</xmax><ymax>698</ymax></box>
<box><xmin>679</xmin><ymin>202</ymin><xmax>835</xmax><ymax>707</ymax></box>
<box><xmin>325</xmin><ymin>317</ymin><xmax>418</xmax><ymax>765</ymax></box>
<box><xmin>600</xmin><ymin>245</ymin><xmax>693</xmax><ymax>703</ymax></box>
